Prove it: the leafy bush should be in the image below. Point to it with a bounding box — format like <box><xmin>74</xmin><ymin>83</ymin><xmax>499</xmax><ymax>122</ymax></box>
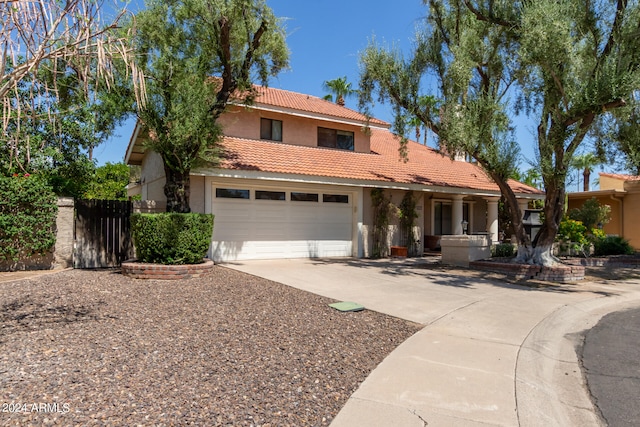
<box><xmin>555</xmin><ymin>218</ymin><xmax>590</xmax><ymax>257</ymax></box>
<box><xmin>0</xmin><ymin>174</ymin><xmax>57</xmax><ymax>261</ymax></box>
<box><xmin>593</xmin><ymin>236</ymin><xmax>635</xmax><ymax>256</ymax></box>
<box><xmin>492</xmin><ymin>243</ymin><xmax>515</xmax><ymax>258</ymax></box>
<box><xmin>557</xmin><ymin>219</ymin><xmax>589</xmax><ymax>246</ymax></box>
<box><xmin>130</xmin><ymin>213</ymin><xmax>214</xmax><ymax>264</ymax></box>
<box><xmin>589</xmin><ymin>228</ymin><xmax>607</xmax><ymax>242</ymax></box>
<box><xmin>567</xmin><ymin>198</ymin><xmax>610</xmax><ymax>230</ymax></box>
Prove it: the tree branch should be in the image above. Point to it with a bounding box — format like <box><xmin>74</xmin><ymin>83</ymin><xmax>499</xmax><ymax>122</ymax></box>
<box><xmin>563</xmin><ymin>98</ymin><xmax>627</xmax><ymax>128</ymax></box>
<box><xmin>600</xmin><ymin>0</ymin><xmax>627</xmax><ymax>61</ymax></box>
<box><xmin>463</xmin><ymin>0</ymin><xmax>518</xmax><ymax>29</ymax></box>
<box><xmin>240</xmin><ymin>19</ymin><xmax>267</xmax><ymax>84</ymax></box>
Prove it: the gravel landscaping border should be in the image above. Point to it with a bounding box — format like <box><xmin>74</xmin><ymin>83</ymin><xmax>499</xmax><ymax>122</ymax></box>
<box><xmin>0</xmin><ymin>267</ymin><xmax>421</xmax><ymax>426</ymax></box>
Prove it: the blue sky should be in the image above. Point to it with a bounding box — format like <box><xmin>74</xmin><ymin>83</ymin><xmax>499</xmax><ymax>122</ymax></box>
<box><xmin>94</xmin><ymin>0</ymin><xmax>590</xmax><ymax>189</ymax></box>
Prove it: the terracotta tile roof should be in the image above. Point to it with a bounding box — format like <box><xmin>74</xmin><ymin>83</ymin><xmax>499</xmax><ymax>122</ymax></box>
<box><xmin>216</xmin><ymin>127</ymin><xmax>541</xmax><ymax>195</ymax></box>
<box><xmin>244</xmin><ymin>85</ymin><xmax>389</xmax><ymax>127</ymax></box>
<box><xmin>600</xmin><ymin>172</ymin><xmax>640</xmax><ymax>181</ymax></box>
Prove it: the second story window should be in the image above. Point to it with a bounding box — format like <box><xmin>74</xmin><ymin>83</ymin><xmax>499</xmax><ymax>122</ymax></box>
<box><xmin>318</xmin><ymin>127</ymin><xmax>354</xmax><ymax>151</ymax></box>
<box><xmin>260</xmin><ymin>118</ymin><xmax>282</xmax><ymax>141</ymax></box>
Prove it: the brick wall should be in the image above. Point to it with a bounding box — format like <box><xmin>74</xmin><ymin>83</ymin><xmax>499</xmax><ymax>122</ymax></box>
<box><xmin>469</xmin><ymin>260</ymin><xmax>585</xmax><ymax>282</ymax></box>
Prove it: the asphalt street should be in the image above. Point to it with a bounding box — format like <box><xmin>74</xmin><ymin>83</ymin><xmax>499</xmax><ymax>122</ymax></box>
<box><xmin>581</xmin><ymin>306</ymin><xmax>640</xmax><ymax>427</ymax></box>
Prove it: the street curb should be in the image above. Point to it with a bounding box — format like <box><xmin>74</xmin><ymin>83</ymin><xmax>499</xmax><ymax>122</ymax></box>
<box><xmin>515</xmin><ymin>281</ymin><xmax>640</xmax><ymax>427</ymax></box>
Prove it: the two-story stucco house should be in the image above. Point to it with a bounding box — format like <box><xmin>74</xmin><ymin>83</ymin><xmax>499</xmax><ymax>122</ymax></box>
<box><xmin>125</xmin><ymin>85</ymin><xmax>542</xmax><ymax>262</ymax></box>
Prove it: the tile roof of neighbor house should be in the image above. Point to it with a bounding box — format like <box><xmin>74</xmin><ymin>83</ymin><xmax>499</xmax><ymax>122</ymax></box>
<box><xmin>600</xmin><ymin>172</ymin><xmax>640</xmax><ymax>181</ymax></box>
<box><xmin>216</xmin><ymin>127</ymin><xmax>541</xmax><ymax>195</ymax></box>
<box><xmin>243</xmin><ymin>85</ymin><xmax>389</xmax><ymax>126</ymax></box>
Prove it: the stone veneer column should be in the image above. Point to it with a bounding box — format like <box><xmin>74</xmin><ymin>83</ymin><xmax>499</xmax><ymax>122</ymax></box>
<box><xmin>452</xmin><ymin>195</ymin><xmax>464</xmax><ymax>235</ymax></box>
<box><xmin>54</xmin><ymin>197</ymin><xmax>75</xmax><ymax>268</ymax></box>
<box><xmin>486</xmin><ymin>197</ymin><xmax>500</xmax><ymax>243</ymax></box>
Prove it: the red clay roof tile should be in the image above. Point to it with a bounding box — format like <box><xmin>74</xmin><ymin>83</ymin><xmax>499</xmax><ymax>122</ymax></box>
<box><xmin>246</xmin><ymin>85</ymin><xmax>389</xmax><ymax>127</ymax></box>
<box><xmin>217</xmin><ymin>127</ymin><xmax>541</xmax><ymax>195</ymax></box>
<box><xmin>600</xmin><ymin>172</ymin><xmax>640</xmax><ymax>181</ymax></box>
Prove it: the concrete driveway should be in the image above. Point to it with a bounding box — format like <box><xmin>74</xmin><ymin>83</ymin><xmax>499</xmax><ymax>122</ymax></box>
<box><xmin>227</xmin><ymin>257</ymin><xmax>640</xmax><ymax>426</ymax></box>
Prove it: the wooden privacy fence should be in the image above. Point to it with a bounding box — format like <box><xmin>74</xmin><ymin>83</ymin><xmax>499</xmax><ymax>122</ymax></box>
<box><xmin>74</xmin><ymin>199</ymin><xmax>134</xmax><ymax>268</ymax></box>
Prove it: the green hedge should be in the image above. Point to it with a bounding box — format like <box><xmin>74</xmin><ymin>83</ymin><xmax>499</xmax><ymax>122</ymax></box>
<box><xmin>0</xmin><ymin>174</ymin><xmax>57</xmax><ymax>262</ymax></box>
<box><xmin>492</xmin><ymin>243</ymin><xmax>515</xmax><ymax>258</ymax></box>
<box><xmin>593</xmin><ymin>236</ymin><xmax>634</xmax><ymax>256</ymax></box>
<box><xmin>130</xmin><ymin>213</ymin><xmax>214</xmax><ymax>264</ymax></box>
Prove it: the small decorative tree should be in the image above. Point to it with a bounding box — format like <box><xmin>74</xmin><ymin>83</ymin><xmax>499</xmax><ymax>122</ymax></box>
<box><xmin>399</xmin><ymin>191</ymin><xmax>419</xmax><ymax>256</ymax></box>
<box><xmin>371</xmin><ymin>188</ymin><xmax>391</xmax><ymax>258</ymax></box>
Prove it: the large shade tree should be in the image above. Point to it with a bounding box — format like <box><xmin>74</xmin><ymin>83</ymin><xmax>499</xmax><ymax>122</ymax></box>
<box><xmin>1</xmin><ymin>0</ymin><xmax>143</xmax><ymax>172</ymax></box>
<box><xmin>132</xmin><ymin>0</ymin><xmax>289</xmax><ymax>212</ymax></box>
<box><xmin>360</xmin><ymin>0</ymin><xmax>640</xmax><ymax>265</ymax></box>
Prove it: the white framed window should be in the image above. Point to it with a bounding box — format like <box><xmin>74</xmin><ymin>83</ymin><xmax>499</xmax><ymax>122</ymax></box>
<box><xmin>318</xmin><ymin>127</ymin><xmax>354</xmax><ymax>151</ymax></box>
<box><xmin>260</xmin><ymin>118</ymin><xmax>283</xmax><ymax>141</ymax></box>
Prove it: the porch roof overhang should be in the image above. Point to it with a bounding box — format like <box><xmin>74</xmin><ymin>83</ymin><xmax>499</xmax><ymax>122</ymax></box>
<box><xmin>567</xmin><ymin>189</ymin><xmax>627</xmax><ymax>199</ymax></box>
<box><xmin>124</xmin><ymin>120</ymin><xmax>145</xmax><ymax>166</ymax></box>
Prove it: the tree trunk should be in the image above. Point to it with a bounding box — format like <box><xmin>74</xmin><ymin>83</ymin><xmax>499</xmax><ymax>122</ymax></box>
<box><xmin>163</xmin><ymin>166</ymin><xmax>191</xmax><ymax>213</ymax></box>
<box><xmin>583</xmin><ymin>167</ymin><xmax>591</xmax><ymax>192</ymax></box>
<box><xmin>515</xmin><ymin>243</ymin><xmax>556</xmax><ymax>266</ymax></box>
<box><xmin>517</xmin><ymin>181</ymin><xmax>566</xmax><ymax>266</ymax></box>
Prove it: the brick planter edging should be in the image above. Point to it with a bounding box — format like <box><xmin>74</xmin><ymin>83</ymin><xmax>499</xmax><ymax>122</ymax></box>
<box><xmin>469</xmin><ymin>260</ymin><xmax>585</xmax><ymax>282</ymax></box>
<box><xmin>122</xmin><ymin>259</ymin><xmax>214</xmax><ymax>280</ymax></box>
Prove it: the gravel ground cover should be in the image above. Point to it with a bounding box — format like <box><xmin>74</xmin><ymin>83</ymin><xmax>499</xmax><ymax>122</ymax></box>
<box><xmin>0</xmin><ymin>267</ymin><xmax>421</xmax><ymax>426</ymax></box>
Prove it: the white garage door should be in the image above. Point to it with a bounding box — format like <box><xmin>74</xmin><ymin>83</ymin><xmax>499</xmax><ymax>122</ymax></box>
<box><xmin>210</xmin><ymin>185</ymin><xmax>354</xmax><ymax>261</ymax></box>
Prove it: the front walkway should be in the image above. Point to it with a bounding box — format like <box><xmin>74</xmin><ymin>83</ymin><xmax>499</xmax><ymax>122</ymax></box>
<box><xmin>227</xmin><ymin>258</ymin><xmax>640</xmax><ymax>426</ymax></box>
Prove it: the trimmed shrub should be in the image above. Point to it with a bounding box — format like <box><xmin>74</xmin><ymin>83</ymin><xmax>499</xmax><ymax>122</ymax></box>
<box><xmin>492</xmin><ymin>243</ymin><xmax>515</xmax><ymax>258</ymax></box>
<box><xmin>593</xmin><ymin>236</ymin><xmax>634</xmax><ymax>256</ymax></box>
<box><xmin>0</xmin><ymin>174</ymin><xmax>57</xmax><ymax>262</ymax></box>
<box><xmin>130</xmin><ymin>213</ymin><xmax>214</xmax><ymax>264</ymax></box>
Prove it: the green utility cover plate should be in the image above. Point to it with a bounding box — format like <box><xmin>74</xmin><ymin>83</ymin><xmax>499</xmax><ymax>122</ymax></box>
<box><xmin>329</xmin><ymin>301</ymin><xmax>365</xmax><ymax>312</ymax></box>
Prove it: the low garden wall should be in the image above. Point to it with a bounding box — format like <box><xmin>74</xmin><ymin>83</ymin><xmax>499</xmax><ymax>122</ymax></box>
<box><xmin>469</xmin><ymin>260</ymin><xmax>585</xmax><ymax>282</ymax></box>
<box><xmin>121</xmin><ymin>259</ymin><xmax>214</xmax><ymax>280</ymax></box>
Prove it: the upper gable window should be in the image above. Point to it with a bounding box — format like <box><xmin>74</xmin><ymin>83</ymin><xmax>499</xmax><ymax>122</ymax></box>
<box><xmin>318</xmin><ymin>127</ymin><xmax>354</xmax><ymax>151</ymax></box>
<box><xmin>260</xmin><ymin>118</ymin><xmax>282</xmax><ymax>141</ymax></box>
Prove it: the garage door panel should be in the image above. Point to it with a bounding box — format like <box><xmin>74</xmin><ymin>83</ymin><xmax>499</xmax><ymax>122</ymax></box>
<box><xmin>211</xmin><ymin>186</ymin><xmax>354</xmax><ymax>261</ymax></box>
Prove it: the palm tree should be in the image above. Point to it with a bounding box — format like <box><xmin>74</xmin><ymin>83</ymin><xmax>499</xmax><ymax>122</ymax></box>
<box><xmin>322</xmin><ymin>76</ymin><xmax>355</xmax><ymax>106</ymax></box>
<box><xmin>571</xmin><ymin>153</ymin><xmax>600</xmax><ymax>192</ymax></box>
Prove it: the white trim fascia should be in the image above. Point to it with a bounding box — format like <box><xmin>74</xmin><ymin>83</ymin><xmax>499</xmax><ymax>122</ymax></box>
<box><xmin>124</xmin><ymin>119</ymin><xmax>143</xmax><ymax>164</ymax></box>
<box><xmin>230</xmin><ymin>101</ymin><xmax>391</xmax><ymax>130</ymax></box>
<box><xmin>567</xmin><ymin>189</ymin><xmax>627</xmax><ymax>198</ymax></box>
<box><xmin>193</xmin><ymin>167</ymin><xmax>544</xmax><ymax>199</ymax></box>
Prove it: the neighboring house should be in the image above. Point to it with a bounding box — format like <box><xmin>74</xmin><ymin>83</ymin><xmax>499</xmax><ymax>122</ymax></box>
<box><xmin>567</xmin><ymin>172</ymin><xmax>640</xmax><ymax>250</ymax></box>
<box><xmin>125</xmin><ymin>85</ymin><xmax>542</xmax><ymax>262</ymax></box>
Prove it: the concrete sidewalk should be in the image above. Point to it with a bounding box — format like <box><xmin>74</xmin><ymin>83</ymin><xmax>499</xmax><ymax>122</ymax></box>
<box><xmin>227</xmin><ymin>258</ymin><xmax>640</xmax><ymax>427</ymax></box>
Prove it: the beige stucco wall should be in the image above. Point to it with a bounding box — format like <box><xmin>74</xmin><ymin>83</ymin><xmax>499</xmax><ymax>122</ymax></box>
<box><xmin>599</xmin><ymin>175</ymin><xmax>626</xmax><ymax>190</ymax></box>
<box><xmin>471</xmin><ymin>197</ymin><xmax>488</xmax><ymax>234</ymax></box>
<box><xmin>190</xmin><ymin>175</ymin><xmax>206</xmax><ymax>214</ymax></box>
<box><xmin>140</xmin><ymin>151</ymin><xmax>167</xmax><ymax>203</ymax></box>
<box><xmin>218</xmin><ymin>106</ymin><xmax>371</xmax><ymax>153</ymax></box>
<box><xmin>623</xmin><ymin>181</ymin><xmax>640</xmax><ymax>249</ymax></box>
